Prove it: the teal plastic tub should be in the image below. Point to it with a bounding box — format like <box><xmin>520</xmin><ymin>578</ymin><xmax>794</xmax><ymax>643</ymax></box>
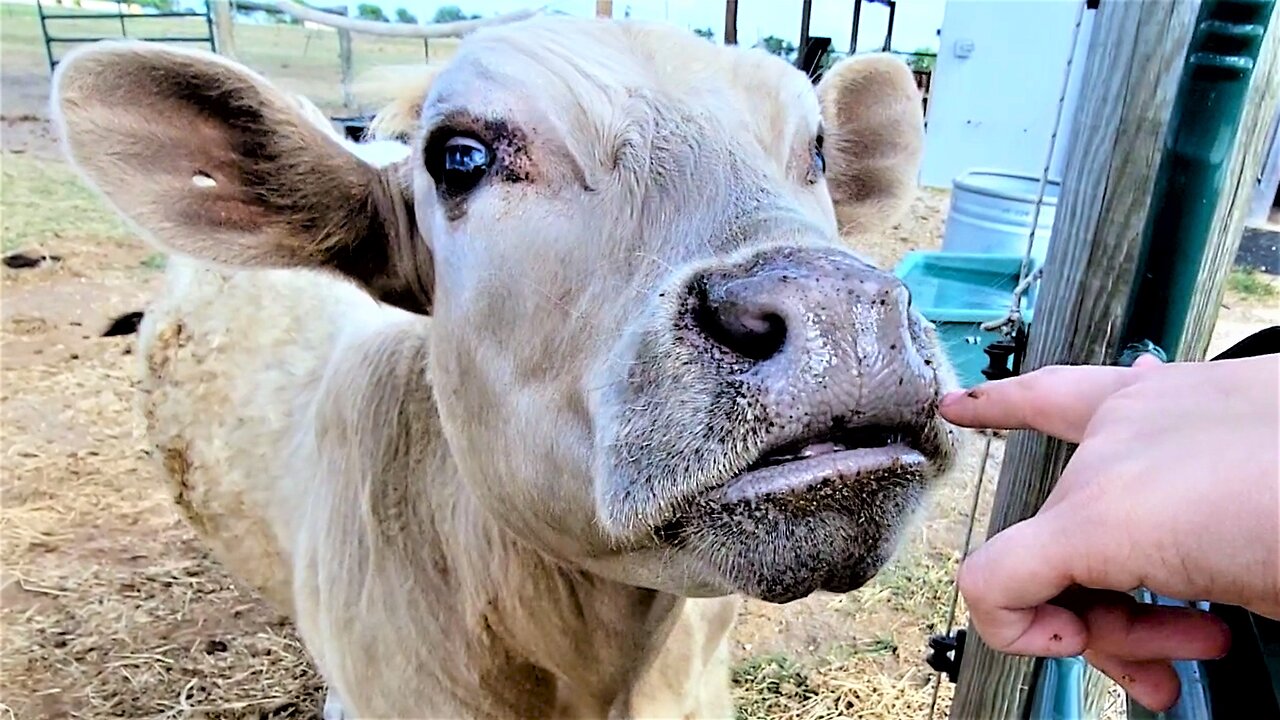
<box><xmin>893</xmin><ymin>251</ymin><xmax>1037</xmax><ymax>388</ymax></box>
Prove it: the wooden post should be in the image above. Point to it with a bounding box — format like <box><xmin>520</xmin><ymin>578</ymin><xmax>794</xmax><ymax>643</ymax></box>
<box><xmin>338</xmin><ymin>27</ymin><xmax>354</xmax><ymax>111</ymax></box>
<box><xmin>596</xmin><ymin>0</ymin><xmax>612</xmax><ymax>18</ymax></box>
<box><xmin>947</xmin><ymin>1</ymin><xmax>1203</xmax><ymax>717</ymax></box>
<box><xmin>209</xmin><ymin>0</ymin><xmax>236</xmax><ymax>59</ymax></box>
<box><xmin>724</xmin><ymin>0</ymin><xmax>737</xmax><ymax>45</ymax></box>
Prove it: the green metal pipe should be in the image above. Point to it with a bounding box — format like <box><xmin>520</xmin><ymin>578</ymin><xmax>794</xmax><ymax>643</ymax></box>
<box><xmin>1121</xmin><ymin>0</ymin><xmax>1275</xmax><ymax>358</ymax></box>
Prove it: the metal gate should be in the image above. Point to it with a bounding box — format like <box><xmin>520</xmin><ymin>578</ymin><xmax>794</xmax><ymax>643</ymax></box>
<box><xmin>35</xmin><ymin>0</ymin><xmax>216</xmax><ymax>72</ymax></box>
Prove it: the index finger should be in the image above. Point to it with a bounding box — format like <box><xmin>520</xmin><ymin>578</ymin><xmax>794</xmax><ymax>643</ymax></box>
<box><xmin>938</xmin><ymin>364</ymin><xmax>1144</xmax><ymax>443</ymax></box>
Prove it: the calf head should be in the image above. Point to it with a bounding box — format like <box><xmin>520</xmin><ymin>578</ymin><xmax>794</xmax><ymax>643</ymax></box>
<box><xmin>53</xmin><ymin>17</ymin><xmax>958</xmax><ymax>605</ymax></box>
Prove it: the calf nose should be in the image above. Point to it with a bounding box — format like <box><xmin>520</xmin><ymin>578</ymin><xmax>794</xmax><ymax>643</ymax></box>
<box><xmin>686</xmin><ymin>245</ymin><xmax>934</xmax><ymax>430</ymax></box>
<box><xmin>691</xmin><ymin>246</ymin><xmax>913</xmax><ymax>367</ymax></box>
<box><xmin>693</xmin><ymin>280</ymin><xmax>789</xmax><ymax>362</ymax></box>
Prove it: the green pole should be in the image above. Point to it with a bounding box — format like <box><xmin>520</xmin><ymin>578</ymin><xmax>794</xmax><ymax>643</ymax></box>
<box><xmin>1120</xmin><ymin>0</ymin><xmax>1276</xmax><ymax>359</ymax></box>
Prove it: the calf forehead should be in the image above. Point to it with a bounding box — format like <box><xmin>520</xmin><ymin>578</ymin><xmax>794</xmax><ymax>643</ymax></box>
<box><xmin>433</xmin><ymin>18</ymin><xmax>821</xmax><ymax>160</ymax></box>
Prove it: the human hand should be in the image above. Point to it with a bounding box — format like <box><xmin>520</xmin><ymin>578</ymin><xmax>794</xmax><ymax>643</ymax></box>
<box><xmin>939</xmin><ymin>353</ymin><xmax>1280</xmax><ymax>711</ymax></box>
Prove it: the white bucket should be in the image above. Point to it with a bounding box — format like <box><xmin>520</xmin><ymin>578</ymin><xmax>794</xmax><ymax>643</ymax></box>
<box><xmin>941</xmin><ymin>169</ymin><xmax>1061</xmax><ymax>267</ymax></box>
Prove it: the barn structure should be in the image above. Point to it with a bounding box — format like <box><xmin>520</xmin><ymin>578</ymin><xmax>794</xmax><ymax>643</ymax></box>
<box><xmin>919</xmin><ymin>0</ymin><xmax>1280</xmax><ymax>231</ymax></box>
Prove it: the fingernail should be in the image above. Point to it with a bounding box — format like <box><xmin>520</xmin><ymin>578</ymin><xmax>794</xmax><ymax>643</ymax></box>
<box><xmin>941</xmin><ymin>388</ymin><xmax>982</xmax><ymax>407</ymax></box>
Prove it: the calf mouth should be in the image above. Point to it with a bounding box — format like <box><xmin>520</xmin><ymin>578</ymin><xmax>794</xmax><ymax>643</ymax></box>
<box><xmin>653</xmin><ymin>420</ymin><xmax>935</xmax><ymax>604</ymax></box>
<box><xmin>713</xmin><ymin>424</ymin><xmax>926</xmax><ymax>504</ymax></box>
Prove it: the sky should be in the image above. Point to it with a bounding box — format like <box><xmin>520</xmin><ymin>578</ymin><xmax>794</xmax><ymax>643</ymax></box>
<box><xmin>377</xmin><ymin>1</ymin><xmax>948</xmax><ymax>53</ymax></box>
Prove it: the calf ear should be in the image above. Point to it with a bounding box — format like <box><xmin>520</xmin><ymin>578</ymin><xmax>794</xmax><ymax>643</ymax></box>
<box><xmin>817</xmin><ymin>54</ymin><xmax>924</xmax><ymax>238</ymax></box>
<box><xmin>52</xmin><ymin>41</ymin><xmax>432</xmax><ymax>315</ymax></box>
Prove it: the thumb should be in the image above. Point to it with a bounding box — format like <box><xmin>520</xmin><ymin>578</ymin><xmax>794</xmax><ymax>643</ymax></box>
<box><xmin>939</xmin><ymin>364</ymin><xmax>1144</xmax><ymax>443</ymax></box>
<box><xmin>957</xmin><ymin>507</ymin><xmax>1089</xmax><ymax>657</ymax></box>
<box><xmin>1132</xmin><ymin>352</ymin><xmax>1165</xmax><ymax>369</ymax></box>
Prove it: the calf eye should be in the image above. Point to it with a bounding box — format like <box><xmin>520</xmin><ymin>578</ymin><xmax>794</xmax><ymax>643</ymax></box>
<box><xmin>806</xmin><ymin>133</ymin><xmax>826</xmax><ymax>185</ymax></box>
<box><xmin>428</xmin><ymin>135</ymin><xmax>493</xmax><ymax>195</ymax></box>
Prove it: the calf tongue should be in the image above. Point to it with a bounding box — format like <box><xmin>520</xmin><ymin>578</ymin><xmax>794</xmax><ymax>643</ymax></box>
<box><xmin>769</xmin><ymin>441</ymin><xmax>844</xmax><ymax>463</ymax></box>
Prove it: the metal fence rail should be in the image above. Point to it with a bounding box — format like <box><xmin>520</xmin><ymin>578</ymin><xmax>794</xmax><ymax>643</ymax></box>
<box><xmin>35</xmin><ymin>0</ymin><xmax>216</xmax><ymax>71</ymax></box>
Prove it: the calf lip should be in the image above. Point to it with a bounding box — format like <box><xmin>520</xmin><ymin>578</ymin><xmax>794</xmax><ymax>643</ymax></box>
<box><xmin>712</xmin><ymin>443</ymin><xmax>927</xmax><ymax>504</ymax></box>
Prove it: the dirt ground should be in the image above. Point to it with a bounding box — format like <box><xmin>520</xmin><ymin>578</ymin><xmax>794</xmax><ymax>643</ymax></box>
<box><xmin>3</xmin><ymin>8</ymin><xmax>1278</xmax><ymax>720</ymax></box>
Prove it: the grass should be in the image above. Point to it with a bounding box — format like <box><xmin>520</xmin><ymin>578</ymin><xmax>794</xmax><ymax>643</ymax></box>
<box><xmin>1227</xmin><ymin>266</ymin><xmax>1279</xmax><ymax>302</ymax></box>
<box><xmin>0</xmin><ymin>3</ymin><xmax>458</xmax><ymax>116</ymax></box>
<box><xmin>1</xmin><ymin>152</ymin><xmax>132</xmax><ymax>254</ymax></box>
<box><xmin>858</xmin><ymin>548</ymin><xmax>961</xmax><ymax>633</ymax></box>
<box><xmin>731</xmin><ymin>646</ymin><xmax>959</xmax><ymax>720</ymax></box>
<box><xmin>734</xmin><ymin>654</ymin><xmax>820</xmax><ymax>719</ymax></box>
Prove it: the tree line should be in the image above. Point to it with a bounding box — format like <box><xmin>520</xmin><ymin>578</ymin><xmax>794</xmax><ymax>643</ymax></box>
<box><xmin>354</xmin><ymin>3</ymin><xmax>478</xmax><ymax>24</ymax></box>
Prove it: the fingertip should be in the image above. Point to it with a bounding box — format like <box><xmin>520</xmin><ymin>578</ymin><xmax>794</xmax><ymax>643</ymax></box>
<box><xmin>1208</xmin><ymin>609</ymin><xmax>1228</xmax><ymax>655</ymax></box>
<box><xmin>1024</xmin><ymin>604</ymin><xmax>1090</xmax><ymax>657</ymax></box>
<box><xmin>969</xmin><ymin>602</ymin><xmax>1088</xmax><ymax>658</ymax></box>
<box><xmin>1087</xmin><ymin>653</ymin><xmax>1181</xmax><ymax>714</ymax></box>
<box><xmin>1202</xmin><ymin>610</ymin><xmax>1232</xmax><ymax>659</ymax></box>
<box><xmin>1189</xmin><ymin>607</ymin><xmax>1233</xmax><ymax>659</ymax></box>
<box><xmin>938</xmin><ymin>387</ymin><xmax>984</xmax><ymax>425</ymax></box>
<box><xmin>1132</xmin><ymin>353</ymin><xmax>1164</xmax><ymax>369</ymax></box>
<box><xmin>937</xmin><ymin>384</ymin><xmax>1016</xmax><ymax>431</ymax></box>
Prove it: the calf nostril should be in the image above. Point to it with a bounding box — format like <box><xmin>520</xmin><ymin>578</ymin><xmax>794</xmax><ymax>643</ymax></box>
<box><xmin>693</xmin><ymin>280</ymin><xmax>788</xmax><ymax>362</ymax></box>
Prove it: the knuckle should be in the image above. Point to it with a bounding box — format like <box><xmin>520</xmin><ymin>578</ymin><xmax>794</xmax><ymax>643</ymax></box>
<box><xmin>1025</xmin><ymin>364</ymin><xmax>1074</xmax><ymax>389</ymax></box>
<box><xmin>956</xmin><ymin>554</ymin><xmax>990</xmax><ymax>604</ymax></box>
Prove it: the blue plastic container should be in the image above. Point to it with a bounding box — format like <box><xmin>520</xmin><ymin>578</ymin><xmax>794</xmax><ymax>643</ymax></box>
<box><xmin>893</xmin><ymin>251</ymin><xmax>1037</xmax><ymax>388</ymax></box>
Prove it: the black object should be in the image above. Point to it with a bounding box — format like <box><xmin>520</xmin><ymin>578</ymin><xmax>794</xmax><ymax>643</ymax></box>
<box><xmin>926</xmin><ymin>628</ymin><xmax>967</xmax><ymax>683</ymax></box>
<box><xmin>4</xmin><ymin>252</ymin><xmax>62</xmax><ymax>269</ymax></box>
<box><xmin>1199</xmin><ymin>324</ymin><xmax>1280</xmax><ymax>718</ymax></box>
<box><xmin>1211</xmin><ymin>325</ymin><xmax>1280</xmax><ymax>360</ymax></box>
<box><xmin>332</xmin><ymin>116</ymin><xmax>374</xmax><ymax>143</ymax></box>
<box><xmin>796</xmin><ymin>36</ymin><xmax>832</xmax><ymax>83</ymax></box>
<box><xmin>981</xmin><ymin>340</ymin><xmax>1017</xmax><ymax>381</ymax></box>
<box><xmin>981</xmin><ymin>325</ymin><xmax>1028</xmax><ymax>381</ymax></box>
<box><xmin>1114</xmin><ymin>325</ymin><xmax>1276</xmax><ymax>367</ymax></box>
<box><xmin>1235</xmin><ymin>226</ymin><xmax>1279</xmax><ymax>275</ymax></box>
<box><xmin>102</xmin><ymin>311</ymin><xmax>144</xmax><ymax>337</ymax></box>
<box><xmin>1203</xmin><ymin>604</ymin><xmax>1280</xmax><ymax>718</ymax></box>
